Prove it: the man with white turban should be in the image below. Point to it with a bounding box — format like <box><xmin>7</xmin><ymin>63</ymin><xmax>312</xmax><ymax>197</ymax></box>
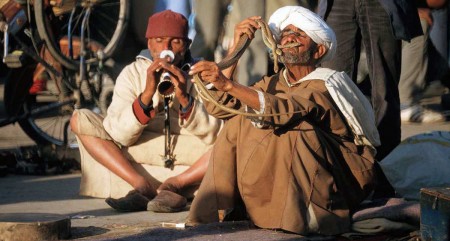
<box><xmin>187</xmin><ymin>6</ymin><xmax>378</xmax><ymax>235</ymax></box>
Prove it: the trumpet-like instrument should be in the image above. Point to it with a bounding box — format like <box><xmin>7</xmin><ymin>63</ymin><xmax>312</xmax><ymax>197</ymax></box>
<box><xmin>158</xmin><ymin>72</ymin><xmax>175</xmax><ymax>97</ymax></box>
<box><xmin>158</xmin><ymin>50</ymin><xmax>176</xmax><ymax>169</ymax></box>
<box><xmin>157</xmin><ymin>50</ymin><xmax>175</xmax><ymax>97</ymax></box>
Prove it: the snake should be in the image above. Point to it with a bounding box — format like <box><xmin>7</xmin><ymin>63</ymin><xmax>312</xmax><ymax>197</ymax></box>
<box><xmin>193</xmin><ymin>19</ymin><xmax>304</xmax><ymax>118</ymax></box>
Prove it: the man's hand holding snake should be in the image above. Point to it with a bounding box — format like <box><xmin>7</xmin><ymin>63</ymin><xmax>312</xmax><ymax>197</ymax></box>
<box><xmin>189</xmin><ymin>61</ymin><xmax>234</xmax><ymax>92</ymax></box>
<box><xmin>229</xmin><ymin>16</ymin><xmax>262</xmax><ymax>54</ymax></box>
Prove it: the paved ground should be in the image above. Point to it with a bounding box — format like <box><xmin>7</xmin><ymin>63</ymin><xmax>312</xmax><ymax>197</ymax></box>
<box><xmin>0</xmin><ymin>79</ymin><xmax>449</xmax><ymax>240</ymax></box>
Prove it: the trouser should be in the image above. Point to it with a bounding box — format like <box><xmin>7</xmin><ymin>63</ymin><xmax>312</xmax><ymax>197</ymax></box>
<box><xmin>321</xmin><ymin>0</ymin><xmax>401</xmax><ymax>161</ymax></box>
<box><xmin>190</xmin><ymin>0</ymin><xmax>230</xmax><ymax>61</ymax></box>
<box><xmin>399</xmin><ymin>19</ymin><xmax>429</xmax><ymax>107</ymax></box>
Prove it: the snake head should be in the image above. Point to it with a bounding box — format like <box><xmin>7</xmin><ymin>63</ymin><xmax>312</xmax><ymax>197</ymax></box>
<box><xmin>268</xmin><ymin>48</ymin><xmax>283</xmax><ymax>59</ymax></box>
<box><xmin>275</xmin><ymin>48</ymin><xmax>282</xmax><ymax>56</ymax></box>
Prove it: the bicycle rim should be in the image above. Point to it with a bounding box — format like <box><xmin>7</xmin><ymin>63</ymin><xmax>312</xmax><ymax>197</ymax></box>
<box><xmin>34</xmin><ymin>0</ymin><xmax>129</xmax><ymax>70</ymax></box>
<box><xmin>18</xmin><ymin>86</ymin><xmax>76</xmax><ymax>147</ymax></box>
<box><xmin>17</xmin><ymin>65</ymin><xmax>117</xmax><ymax>147</ymax></box>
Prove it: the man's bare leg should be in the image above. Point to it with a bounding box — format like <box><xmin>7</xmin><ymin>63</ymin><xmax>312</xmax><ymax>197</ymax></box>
<box><xmin>146</xmin><ymin>148</ymin><xmax>211</xmax><ymax>213</ymax></box>
<box><xmin>158</xmin><ymin>148</ymin><xmax>211</xmax><ymax>193</ymax></box>
<box><xmin>70</xmin><ymin>112</ymin><xmax>156</xmax><ymax>198</ymax></box>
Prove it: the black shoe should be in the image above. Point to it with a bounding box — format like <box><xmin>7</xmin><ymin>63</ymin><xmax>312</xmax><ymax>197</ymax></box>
<box><xmin>105</xmin><ymin>190</ymin><xmax>150</xmax><ymax>212</ymax></box>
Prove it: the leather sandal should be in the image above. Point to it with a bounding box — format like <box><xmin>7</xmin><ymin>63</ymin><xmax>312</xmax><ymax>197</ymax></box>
<box><xmin>147</xmin><ymin>190</ymin><xmax>187</xmax><ymax>213</ymax></box>
<box><xmin>105</xmin><ymin>190</ymin><xmax>150</xmax><ymax>212</ymax></box>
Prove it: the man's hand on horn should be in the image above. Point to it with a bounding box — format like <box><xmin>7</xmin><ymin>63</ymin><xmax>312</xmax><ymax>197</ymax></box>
<box><xmin>141</xmin><ymin>58</ymin><xmax>168</xmax><ymax>106</ymax></box>
<box><xmin>158</xmin><ymin>61</ymin><xmax>190</xmax><ymax>107</ymax></box>
<box><xmin>189</xmin><ymin>61</ymin><xmax>234</xmax><ymax>92</ymax></box>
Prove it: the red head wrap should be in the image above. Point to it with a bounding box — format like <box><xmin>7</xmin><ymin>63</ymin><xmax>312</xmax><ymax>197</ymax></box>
<box><xmin>145</xmin><ymin>10</ymin><xmax>189</xmax><ymax>39</ymax></box>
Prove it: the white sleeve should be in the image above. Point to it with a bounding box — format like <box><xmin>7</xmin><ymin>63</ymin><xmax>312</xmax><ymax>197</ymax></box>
<box><xmin>103</xmin><ymin>63</ymin><xmax>147</xmax><ymax>146</ymax></box>
<box><xmin>247</xmin><ymin>90</ymin><xmax>267</xmax><ymax>128</ymax></box>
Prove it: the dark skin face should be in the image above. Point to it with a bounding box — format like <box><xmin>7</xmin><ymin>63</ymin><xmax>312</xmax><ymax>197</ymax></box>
<box><xmin>140</xmin><ymin>36</ymin><xmax>192</xmax><ymax>108</ymax></box>
<box><xmin>147</xmin><ymin>37</ymin><xmax>190</xmax><ymax>65</ymax></box>
<box><xmin>279</xmin><ymin>25</ymin><xmax>321</xmax><ymax>65</ymax></box>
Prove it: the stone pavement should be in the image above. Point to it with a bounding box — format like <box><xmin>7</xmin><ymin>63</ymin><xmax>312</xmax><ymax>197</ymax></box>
<box><xmin>1</xmin><ymin>79</ymin><xmax>449</xmax><ymax>240</ymax></box>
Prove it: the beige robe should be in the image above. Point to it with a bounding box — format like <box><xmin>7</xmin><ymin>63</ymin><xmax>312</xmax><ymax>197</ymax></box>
<box><xmin>77</xmin><ymin>52</ymin><xmax>223</xmax><ymax>166</ymax></box>
<box><xmin>188</xmin><ymin>69</ymin><xmax>377</xmax><ymax>235</ymax></box>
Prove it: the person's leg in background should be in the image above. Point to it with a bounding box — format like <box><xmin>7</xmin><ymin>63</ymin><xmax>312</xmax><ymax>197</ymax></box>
<box><xmin>399</xmin><ymin>19</ymin><xmax>429</xmax><ymax>111</ymax></box>
<box><xmin>322</xmin><ymin>0</ymin><xmax>401</xmax><ymax>160</ymax></box>
<box><xmin>430</xmin><ymin>5</ymin><xmax>448</xmax><ymax>66</ymax></box>
<box><xmin>320</xmin><ymin>0</ymin><xmax>359</xmax><ymax>80</ymax></box>
<box><xmin>359</xmin><ymin>0</ymin><xmax>403</xmax><ymax>161</ymax></box>
<box><xmin>399</xmin><ymin>18</ymin><xmax>446</xmax><ymax>123</ymax></box>
<box><xmin>359</xmin><ymin>0</ymin><xmax>402</xmax><ymax>198</ymax></box>
<box><xmin>321</xmin><ymin>0</ymin><xmax>398</xmax><ymax>198</ymax></box>
<box><xmin>229</xmin><ymin>0</ymin><xmax>266</xmax><ymax>86</ymax></box>
<box><xmin>428</xmin><ymin>5</ymin><xmax>450</xmax><ymax>99</ymax></box>
<box><xmin>190</xmin><ymin>0</ymin><xmax>230</xmax><ymax>61</ymax></box>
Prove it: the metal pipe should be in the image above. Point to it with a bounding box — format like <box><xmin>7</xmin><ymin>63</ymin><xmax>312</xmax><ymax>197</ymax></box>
<box><xmin>67</xmin><ymin>4</ymin><xmax>77</xmax><ymax>59</ymax></box>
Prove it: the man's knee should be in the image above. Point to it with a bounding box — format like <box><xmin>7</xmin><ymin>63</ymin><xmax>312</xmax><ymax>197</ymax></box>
<box><xmin>70</xmin><ymin>110</ymin><xmax>80</xmax><ymax>134</ymax></box>
<box><xmin>70</xmin><ymin>109</ymin><xmax>101</xmax><ymax>136</ymax></box>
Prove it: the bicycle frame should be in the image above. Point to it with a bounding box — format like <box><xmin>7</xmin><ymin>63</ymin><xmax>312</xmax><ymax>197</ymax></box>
<box><xmin>1</xmin><ymin>1</ymin><xmax>67</xmax><ymax>120</ymax></box>
<box><xmin>0</xmin><ymin>0</ymin><xmax>126</xmax><ymax>146</ymax></box>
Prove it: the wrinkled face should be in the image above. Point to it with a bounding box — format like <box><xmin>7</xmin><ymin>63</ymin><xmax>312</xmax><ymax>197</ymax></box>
<box><xmin>278</xmin><ymin>25</ymin><xmax>318</xmax><ymax>64</ymax></box>
<box><xmin>147</xmin><ymin>37</ymin><xmax>190</xmax><ymax>65</ymax></box>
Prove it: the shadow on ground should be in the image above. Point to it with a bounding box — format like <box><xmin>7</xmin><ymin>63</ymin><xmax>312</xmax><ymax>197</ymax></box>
<box><xmin>94</xmin><ymin>221</ymin><xmax>324</xmax><ymax>241</ymax></box>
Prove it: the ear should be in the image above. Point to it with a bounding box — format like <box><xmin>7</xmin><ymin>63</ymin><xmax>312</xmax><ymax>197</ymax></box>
<box><xmin>314</xmin><ymin>44</ymin><xmax>327</xmax><ymax>61</ymax></box>
<box><xmin>147</xmin><ymin>38</ymin><xmax>152</xmax><ymax>50</ymax></box>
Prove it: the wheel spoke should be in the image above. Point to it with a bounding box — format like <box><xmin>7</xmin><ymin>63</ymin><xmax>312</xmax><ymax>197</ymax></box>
<box><xmin>94</xmin><ymin>26</ymin><xmax>111</xmax><ymax>43</ymax></box>
<box><xmin>94</xmin><ymin>10</ymin><xmax>118</xmax><ymax>25</ymax></box>
<box><xmin>96</xmin><ymin>2</ymin><xmax>121</xmax><ymax>8</ymax></box>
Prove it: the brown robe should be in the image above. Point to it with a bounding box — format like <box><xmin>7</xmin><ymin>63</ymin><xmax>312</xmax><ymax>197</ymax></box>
<box><xmin>188</xmin><ymin>69</ymin><xmax>377</xmax><ymax>235</ymax></box>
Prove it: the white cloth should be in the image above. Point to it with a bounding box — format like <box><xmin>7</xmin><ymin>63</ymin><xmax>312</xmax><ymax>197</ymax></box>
<box><xmin>301</xmin><ymin>68</ymin><xmax>380</xmax><ymax>148</ymax></box>
<box><xmin>268</xmin><ymin>6</ymin><xmax>336</xmax><ymax>62</ymax></box>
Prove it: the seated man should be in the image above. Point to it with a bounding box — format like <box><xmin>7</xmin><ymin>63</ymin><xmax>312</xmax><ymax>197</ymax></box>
<box><xmin>70</xmin><ymin>10</ymin><xmax>222</xmax><ymax>212</ymax></box>
<box><xmin>187</xmin><ymin>6</ymin><xmax>379</xmax><ymax>235</ymax></box>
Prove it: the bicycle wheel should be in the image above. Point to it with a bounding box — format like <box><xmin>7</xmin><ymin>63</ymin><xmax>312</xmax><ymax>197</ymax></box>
<box><xmin>18</xmin><ymin>73</ymin><xmax>76</xmax><ymax>146</ymax></box>
<box><xmin>18</xmin><ymin>67</ymin><xmax>117</xmax><ymax>147</ymax></box>
<box><xmin>34</xmin><ymin>0</ymin><xmax>129</xmax><ymax>70</ymax></box>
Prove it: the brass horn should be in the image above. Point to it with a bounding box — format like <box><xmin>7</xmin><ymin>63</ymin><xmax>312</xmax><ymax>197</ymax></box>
<box><xmin>157</xmin><ymin>50</ymin><xmax>175</xmax><ymax>97</ymax></box>
<box><xmin>157</xmin><ymin>73</ymin><xmax>175</xmax><ymax>97</ymax></box>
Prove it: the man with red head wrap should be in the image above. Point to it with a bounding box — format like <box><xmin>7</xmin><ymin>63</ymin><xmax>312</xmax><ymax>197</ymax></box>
<box><xmin>70</xmin><ymin>10</ymin><xmax>222</xmax><ymax>213</ymax></box>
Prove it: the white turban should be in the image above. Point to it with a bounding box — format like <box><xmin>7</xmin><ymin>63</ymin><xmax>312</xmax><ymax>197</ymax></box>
<box><xmin>268</xmin><ymin>6</ymin><xmax>336</xmax><ymax>62</ymax></box>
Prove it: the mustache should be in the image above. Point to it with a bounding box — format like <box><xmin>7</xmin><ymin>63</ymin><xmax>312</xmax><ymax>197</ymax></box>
<box><xmin>278</xmin><ymin>50</ymin><xmax>313</xmax><ymax>64</ymax></box>
<box><xmin>277</xmin><ymin>41</ymin><xmax>302</xmax><ymax>49</ymax></box>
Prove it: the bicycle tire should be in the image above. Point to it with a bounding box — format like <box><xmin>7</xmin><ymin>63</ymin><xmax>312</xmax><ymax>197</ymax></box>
<box><xmin>34</xmin><ymin>0</ymin><xmax>129</xmax><ymax>70</ymax></box>
<box><xmin>18</xmin><ymin>68</ymin><xmax>117</xmax><ymax>147</ymax></box>
<box><xmin>18</xmin><ymin>92</ymin><xmax>75</xmax><ymax>146</ymax></box>
<box><xmin>99</xmin><ymin>82</ymin><xmax>114</xmax><ymax>115</ymax></box>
